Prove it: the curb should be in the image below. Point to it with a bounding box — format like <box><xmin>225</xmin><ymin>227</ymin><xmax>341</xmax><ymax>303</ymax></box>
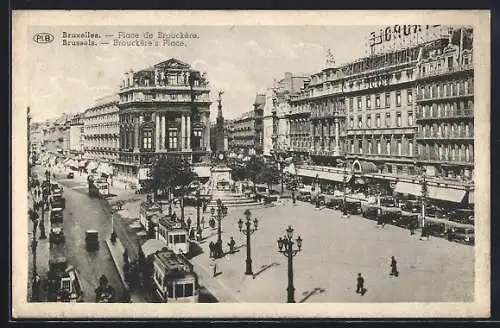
<box><xmin>105</xmin><ymin>238</ymin><xmax>130</xmax><ymax>291</ymax></box>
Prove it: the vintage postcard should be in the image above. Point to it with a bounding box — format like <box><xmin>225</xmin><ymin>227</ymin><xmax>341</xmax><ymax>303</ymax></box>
<box><xmin>11</xmin><ymin>10</ymin><xmax>490</xmax><ymax>318</ymax></box>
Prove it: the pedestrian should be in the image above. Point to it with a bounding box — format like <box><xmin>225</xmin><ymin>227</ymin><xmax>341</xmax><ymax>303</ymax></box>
<box><xmin>447</xmin><ymin>227</ymin><xmax>453</xmax><ymax>241</ymax></box>
<box><xmin>356</xmin><ymin>273</ymin><xmax>365</xmax><ymax>295</ymax></box>
<box><xmin>201</xmin><ymin>216</ymin><xmax>206</xmax><ymax>229</ymax></box>
<box><xmin>390</xmin><ymin>256</ymin><xmax>399</xmax><ymax>277</ymax></box>
<box><xmin>209</xmin><ymin>241</ymin><xmax>215</xmax><ymax>258</ymax></box>
<box><xmin>186</xmin><ymin>217</ymin><xmax>192</xmax><ymax>230</ymax></box>
<box><xmin>196</xmin><ymin>226</ymin><xmax>202</xmax><ymax>241</ymax></box>
<box><xmin>409</xmin><ymin>219</ymin><xmax>416</xmax><ymax>235</ymax></box>
<box><xmin>227</xmin><ymin>237</ymin><xmax>236</xmax><ymax>254</ymax></box>
<box><xmin>203</xmin><ymin>202</ymin><xmax>207</xmax><ymax>213</ymax></box>
<box><xmin>210</xmin><ymin>259</ymin><xmax>217</xmax><ymax>277</ymax></box>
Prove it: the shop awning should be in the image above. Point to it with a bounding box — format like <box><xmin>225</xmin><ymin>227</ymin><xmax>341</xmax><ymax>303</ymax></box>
<box><xmin>296</xmin><ymin>167</ymin><xmax>350</xmax><ymax>183</ymax></box>
<box><xmin>427</xmin><ymin>185</ymin><xmax>466</xmax><ymax>203</ymax></box>
<box><xmin>394</xmin><ymin>181</ymin><xmax>421</xmax><ymax>197</ymax></box>
<box><xmin>193</xmin><ymin>166</ymin><xmax>211</xmax><ymax>178</ymax></box>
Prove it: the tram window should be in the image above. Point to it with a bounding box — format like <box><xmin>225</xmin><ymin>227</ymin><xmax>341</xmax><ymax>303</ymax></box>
<box><xmin>167</xmin><ymin>283</ymin><xmax>173</xmax><ymax>298</ymax></box>
<box><xmin>184</xmin><ymin>283</ymin><xmax>194</xmax><ymax>297</ymax></box>
<box><xmin>175</xmin><ymin>284</ymin><xmax>184</xmax><ymax>298</ymax></box>
<box><xmin>174</xmin><ymin>234</ymin><xmax>187</xmax><ymax>243</ymax></box>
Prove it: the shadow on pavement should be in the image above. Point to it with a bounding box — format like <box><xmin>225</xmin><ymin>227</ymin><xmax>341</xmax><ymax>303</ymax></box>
<box><xmin>299</xmin><ymin>287</ymin><xmax>327</xmax><ymax>303</ymax></box>
<box><xmin>188</xmin><ymin>242</ymin><xmax>204</xmax><ymax>259</ymax></box>
<box><xmin>252</xmin><ymin>262</ymin><xmax>280</xmax><ymax>279</ymax></box>
<box><xmin>198</xmin><ymin>286</ymin><xmax>219</xmax><ymax>303</ymax></box>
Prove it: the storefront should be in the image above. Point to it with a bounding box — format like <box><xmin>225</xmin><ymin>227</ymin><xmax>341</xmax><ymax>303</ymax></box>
<box><xmin>394</xmin><ymin>180</ymin><xmax>470</xmax><ymax>204</ymax></box>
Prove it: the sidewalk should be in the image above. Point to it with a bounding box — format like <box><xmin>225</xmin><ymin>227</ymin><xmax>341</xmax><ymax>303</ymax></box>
<box><xmin>105</xmin><ymin>237</ymin><xmax>149</xmax><ymax>303</ymax></box>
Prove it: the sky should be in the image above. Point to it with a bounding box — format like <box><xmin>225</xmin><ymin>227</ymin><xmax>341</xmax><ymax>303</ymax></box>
<box><xmin>28</xmin><ymin>25</ymin><xmax>376</xmax><ymax>122</ymax></box>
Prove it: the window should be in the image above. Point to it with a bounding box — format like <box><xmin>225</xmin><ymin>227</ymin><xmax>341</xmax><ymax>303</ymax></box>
<box><xmin>385</xmin><ymin>113</ymin><xmax>391</xmax><ymax>127</ymax></box>
<box><xmin>377</xmin><ymin>140</ymin><xmax>381</xmax><ymax>154</ymax></box>
<box><xmin>407</xmin><ymin>89</ymin><xmax>413</xmax><ymax>104</ymax></box>
<box><xmin>366</xmin><ymin>115</ymin><xmax>371</xmax><ymax>128</ymax></box>
<box><xmin>396</xmin><ymin>112</ymin><xmax>402</xmax><ymax>127</ymax></box>
<box><xmin>376</xmin><ymin>114</ymin><xmax>381</xmax><ymax>127</ymax></box>
<box><xmin>358</xmin><ymin>116</ymin><xmax>363</xmax><ymax>128</ymax></box>
<box><xmin>408</xmin><ymin>112</ymin><xmax>414</xmax><ymax>126</ymax></box>
<box><xmin>376</xmin><ymin>94</ymin><xmax>381</xmax><ymax>108</ymax></box>
<box><xmin>368</xmin><ymin>140</ymin><xmax>372</xmax><ymax>154</ymax></box>
<box><xmin>167</xmin><ymin>283</ymin><xmax>173</xmax><ymax>298</ymax></box>
<box><xmin>396</xmin><ymin>91</ymin><xmax>401</xmax><ymax>107</ymax></box>
<box><xmin>397</xmin><ymin>139</ymin><xmax>402</xmax><ymax>155</ymax></box>
<box><xmin>142</xmin><ymin>130</ymin><xmax>153</xmax><ymax>149</ymax></box>
<box><xmin>349</xmin><ymin>117</ymin><xmax>354</xmax><ymax>129</ymax></box>
<box><xmin>168</xmin><ymin>130</ymin><xmax>178</xmax><ymax>149</ymax></box>
<box><xmin>173</xmin><ymin>234</ymin><xmax>186</xmax><ymax>243</ymax></box>
<box><xmin>350</xmin><ymin>140</ymin><xmax>355</xmax><ymax>153</ymax></box>
<box><xmin>366</xmin><ymin>96</ymin><xmax>371</xmax><ymax>109</ymax></box>
<box><xmin>184</xmin><ymin>283</ymin><xmax>194</xmax><ymax>297</ymax></box>
<box><xmin>349</xmin><ymin>97</ymin><xmax>353</xmax><ymax>110</ymax></box>
<box><xmin>357</xmin><ymin>97</ymin><xmax>362</xmax><ymax>110</ymax></box>
<box><xmin>358</xmin><ymin>140</ymin><xmax>363</xmax><ymax>154</ymax></box>
<box><xmin>175</xmin><ymin>284</ymin><xmax>184</xmax><ymax>298</ymax></box>
<box><xmin>385</xmin><ymin>93</ymin><xmax>391</xmax><ymax>108</ymax></box>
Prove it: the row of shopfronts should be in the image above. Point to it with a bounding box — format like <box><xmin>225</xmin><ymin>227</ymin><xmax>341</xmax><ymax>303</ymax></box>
<box><xmin>40</xmin><ymin>153</ymin><xmax>115</xmax><ymax>178</ymax></box>
<box><xmin>291</xmin><ymin>159</ymin><xmax>474</xmax><ymax>207</ymax></box>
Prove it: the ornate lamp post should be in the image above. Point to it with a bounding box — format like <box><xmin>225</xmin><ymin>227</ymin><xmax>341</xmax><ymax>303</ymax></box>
<box><xmin>196</xmin><ymin>189</ymin><xmax>201</xmax><ymax>230</ymax></box>
<box><xmin>277</xmin><ymin>226</ymin><xmax>302</xmax><ymax>303</ymax></box>
<box><xmin>238</xmin><ymin>209</ymin><xmax>259</xmax><ymax>275</ymax></box>
<box><xmin>168</xmin><ymin>186</ymin><xmax>173</xmax><ymax>216</ymax></box>
<box><xmin>29</xmin><ymin>209</ymin><xmax>39</xmax><ymax>301</ymax></box>
<box><xmin>39</xmin><ymin>204</ymin><xmax>46</xmax><ymax>239</ymax></box>
<box><xmin>215</xmin><ymin>198</ymin><xmax>228</xmax><ymax>244</ymax></box>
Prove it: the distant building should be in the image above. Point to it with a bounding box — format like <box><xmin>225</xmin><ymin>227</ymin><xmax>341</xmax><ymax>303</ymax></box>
<box><xmin>83</xmin><ymin>94</ymin><xmax>120</xmax><ymax>177</ymax></box>
<box><xmin>228</xmin><ymin>93</ymin><xmax>265</xmax><ymax>155</ymax></box>
<box><xmin>69</xmin><ymin>114</ymin><xmax>84</xmax><ymax>156</ymax></box>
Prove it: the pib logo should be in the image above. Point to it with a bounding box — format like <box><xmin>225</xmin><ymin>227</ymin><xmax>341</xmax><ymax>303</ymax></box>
<box><xmin>33</xmin><ymin>33</ymin><xmax>54</xmax><ymax>44</ymax></box>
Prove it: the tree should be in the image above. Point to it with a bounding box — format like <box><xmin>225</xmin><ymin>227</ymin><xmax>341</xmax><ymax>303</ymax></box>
<box><xmin>149</xmin><ymin>156</ymin><xmax>198</xmax><ymax>200</ymax></box>
<box><xmin>245</xmin><ymin>156</ymin><xmax>267</xmax><ymax>182</ymax></box>
<box><xmin>255</xmin><ymin>165</ymin><xmax>280</xmax><ymax>190</ymax></box>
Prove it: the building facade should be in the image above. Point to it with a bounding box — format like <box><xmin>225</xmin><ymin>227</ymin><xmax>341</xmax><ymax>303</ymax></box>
<box><xmin>83</xmin><ymin>94</ymin><xmax>120</xmax><ymax>167</ymax></box>
<box><xmin>117</xmin><ymin>58</ymin><xmax>211</xmax><ymax>182</ymax></box>
<box><xmin>227</xmin><ymin>94</ymin><xmax>265</xmax><ymax>155</ymax></box>
<box><xmin>262</xmin><ymin>88</ymin><xmax>275</xmax><ymax>156</ymax></box>
<box><xmin>271</xmin><ymin>72</ymin><xmax>310</xmax><ymax>154</ymax></box>
<box><xmin>415</xmin><ymin>29</ymin><xmax>474</xmax><ymax>179</ymax></box>
<box><xmin>288</xmin><ymin>88</ymin><xmax>312</xmax><ymax>161</ymax></box>
<box><xmin>69</xmin><ymin>113</ymin><xmax>85</xmax><ymax>156</ymax></box>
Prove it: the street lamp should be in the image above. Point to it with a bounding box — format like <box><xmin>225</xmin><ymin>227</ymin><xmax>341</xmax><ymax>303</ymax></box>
<box><xmin>277</xmin><ymin>225</ymin><xmax>302</xmax><ymax>303</ymax></box>
<box><xmin>420</xmin><ymin>173</ymin><xmax>428</xmax><ymax>237</ymax></box>
<box><xmin>168</xmin><ymin>186</ymin><xmax>173</xmax><ymax>216</ymax></box>
<box><xmin>215</xmin><ymin>198</ymin><xmax>228</xmax><ymax>244</ymax></box>
<box><xmin>29</xmin><ymin>208</ymin><xmax>39</xmax><ymax>301</ymax></box>
<box><xmin>237</xmin><ymin>209</ymin><xmax>259</xmax><ymax>275</ymax></box>
<box><xmin>39</xmin><ymin>203</ymin><xmax>47</xmax><ymax>239</ymax></box>
<box><xmin>196</xmin><ymin>189</ymin><xmax>201</xmax><ymax>230</ymax></box>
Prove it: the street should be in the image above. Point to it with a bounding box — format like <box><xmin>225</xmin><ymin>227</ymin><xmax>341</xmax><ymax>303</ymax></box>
<box><xmin>32</xmin><ymin>167</ymin><xmax>124</xmax><ymax>302</ymax></box>
<box><xmin>189</xmin><ymin>200</ymin><xmax>474</xmax><ymax>303</ymax></box>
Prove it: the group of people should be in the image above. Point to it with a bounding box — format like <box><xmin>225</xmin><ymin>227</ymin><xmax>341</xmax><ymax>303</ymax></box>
<box><xmin>356</xmin><ymin>256</ymin><xmax>399</xmax><ymax>296</ymax></box>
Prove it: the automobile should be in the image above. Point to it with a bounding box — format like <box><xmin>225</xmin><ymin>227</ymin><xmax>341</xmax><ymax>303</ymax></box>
<box><xmin>85</xmin><ymin>230</ymin><xmax>99</xmax><ymax>251</ymax></box>
<box><xmin>49</xmin><ymin>225</ymin><xmax>66</xmax><ymax>244</ymax></box>
<box><xmin>362</xmin><ymin>205</ymin><xmax>379</xmax><ymax>220</ymax></box>
<box><xmin>449</xmin><ymin>209</ymin><xmax>474</xmax><ymax>226</ymax></box>
<box><xmin>380</xmin><ymin>196</ymin><xmax>396</xmax><ymax>207</ymax></box>
<box><xmin>344</xmin><ymin>200</ymin><xmax>362</xmax><ymax>214</ymax></box>
<box><xmin>50</xmin><ymin>194</ymin><xmax>66</xmax><ymax>210</ymax></box>
<box><xmin>401</xmin><ymin>200</ymin><xmax>420</xmax><ymax>213</ymax></box>
<box><xmin>296</xmin><ymin>192</ymin><xmax>311</xmax><ymax>202</ymax></box>
<box><xmin>66</xmin><ymin>172</ymin><xmax>74</xmax><ymax>179</ymax></box>
<box><xmin>395</xmin><ymin>213</ymin><xmax>419</xmax><ymax>229</ymax></box>
<box><xmin>50</xmin><ymin>208</ymin><xmax>64</xmax><ymax>223</ymax></box>
<box><xmin>452</xmin><ymin>227</ymin><xmax>475</xmax><ymax>245</ymax></box>
<box><xmin>325</xmin><ymin>197</ymin><xmax>343</xmax><ymax>210</ymax></box>
<box><xmin>425</xmin><ymin>205</ymin><xmax>447</xmax><ymax>218</ymax></box>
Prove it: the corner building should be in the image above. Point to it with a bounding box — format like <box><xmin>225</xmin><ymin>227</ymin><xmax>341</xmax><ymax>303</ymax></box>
<box><xmin>116</xmin><ymin>58</ymin><xmax>211</xmax><ymax>181</ymax></box>
<box><xmin>415</xmin><ymin>40</ymin><xmax>474</xmax><ymax>179</ymax></box>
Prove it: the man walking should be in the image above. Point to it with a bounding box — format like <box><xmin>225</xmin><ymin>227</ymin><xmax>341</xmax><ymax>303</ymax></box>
<box><xmin>390</xmin><ymin>256</ymin><xmax>399</xmax><ymax>277</ymax></box>
<box><xmin>356</xmin><ymin>273</ymin><xmax>365</xmax><ymax>295</ymax></box>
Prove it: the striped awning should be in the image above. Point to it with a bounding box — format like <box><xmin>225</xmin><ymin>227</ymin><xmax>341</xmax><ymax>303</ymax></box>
<box><xmin>394</xmin><ymin>181</ymin><xmax>466</xmax><ymax>203</ymax></box>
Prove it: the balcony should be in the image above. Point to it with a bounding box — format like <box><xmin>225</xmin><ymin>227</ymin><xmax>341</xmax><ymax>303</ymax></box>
<box><xmin>416</xmin><ymin>90</ymin><xmax>474</xmax><ymax>102</ymax></box>
<box><xmin>418</xmin><ymin>155</ymin><xmax>473</xmax><ymax>166</ymax></box>
<box><xmin>119</xmin><ymin>95</ymin><xmax>211</xmax><ymax>105</ymax></box>
<box><xmin>310</xmin><ymin>110</ymin><xmax>345</xmax><ymax>120</ymax></box>
<box><xmin>416</xmin><ymin>133</ymin><xmax>474</xmax><ymax>141</ymax></box>
<box><xmin>417</xmin><ymin>63</ymin><xmax>474</xmax><ymax>79</ymax></box>
<box><xmin>416</xmin><ymin>108</ymin><xmax>473</xmax><ymax>121</ymax></box>
<box><xmin>119</xmin><ymin>83</ymin><xmax>209</xmax><ymax>93</ymax></box>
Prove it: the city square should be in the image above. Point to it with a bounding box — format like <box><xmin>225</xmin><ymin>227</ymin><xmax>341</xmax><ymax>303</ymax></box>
<box><xmin>22</xmin><ymin>21</ymin><xmax>480</xmax><ymax>307</ymax></box>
